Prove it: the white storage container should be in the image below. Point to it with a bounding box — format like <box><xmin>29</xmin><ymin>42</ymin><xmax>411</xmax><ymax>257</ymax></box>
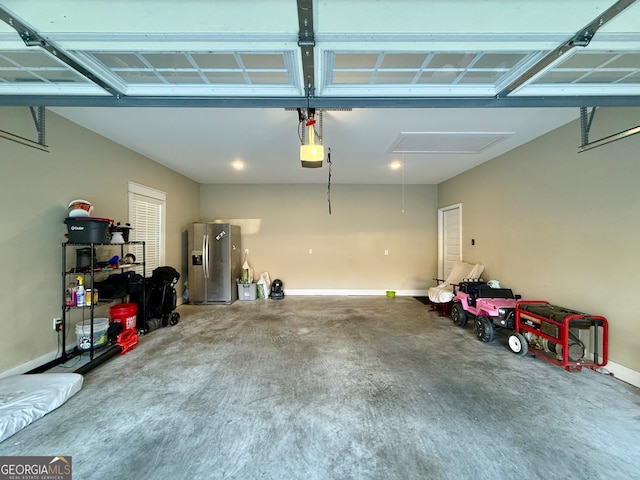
<box><xmin>75</xmin><ymin>317</ymin><xmax>109</xmax><ymax>351</ymax></box>
<box><xmin>237</xmin><ymin>283</ymin><xmax>257</xmax><ymax>301</ymax></box>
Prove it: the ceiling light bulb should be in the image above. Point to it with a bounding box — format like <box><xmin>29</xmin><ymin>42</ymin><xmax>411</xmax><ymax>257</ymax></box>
<box><xmin>389</xmin><ymin>161</ymin><xmax>403</xmax><ymax>170</ymax></box>
<box><xmin>231</xmin><ymin>160</ymin><xmax>245</xmax><ymax>170</ymax></box>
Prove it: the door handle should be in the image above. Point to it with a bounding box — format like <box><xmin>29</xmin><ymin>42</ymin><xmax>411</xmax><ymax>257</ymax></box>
<box><xmin>203</xmin><ymin>234</ymin><xmax>209</xmax><ymax>278</ymax></box>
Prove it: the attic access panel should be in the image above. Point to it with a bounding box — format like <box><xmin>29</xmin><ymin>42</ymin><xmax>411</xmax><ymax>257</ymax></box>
<box><xmin>388</xmin><ymin>132</ymin><xmax>514</xmax><ymax>154</ymax></box>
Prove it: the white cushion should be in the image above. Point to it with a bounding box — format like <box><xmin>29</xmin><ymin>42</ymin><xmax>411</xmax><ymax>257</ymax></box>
<box><xmin>428</xmin><ymin>285</ymin><xmax>457</xmax><ymax>304</ymax></box>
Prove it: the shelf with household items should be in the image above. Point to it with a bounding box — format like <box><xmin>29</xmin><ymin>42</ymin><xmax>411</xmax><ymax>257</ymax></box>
<box><xmin>60</xmin><ymin>241</ymin><xmax>146</xmax><ymax>363</ymax></box>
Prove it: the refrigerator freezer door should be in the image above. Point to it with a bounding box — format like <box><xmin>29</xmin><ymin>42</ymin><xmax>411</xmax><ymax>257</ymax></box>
<box><xmin>188</xmin><ymin>223</ymin><xmax>206</xmax><ymax>303</ymax></box>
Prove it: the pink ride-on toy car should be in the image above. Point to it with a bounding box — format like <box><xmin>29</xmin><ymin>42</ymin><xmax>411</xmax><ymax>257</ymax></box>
<box><xmin>450</xmin><ymin>281</ymin><xmax>520</xmax><ymax>342</ymax></box>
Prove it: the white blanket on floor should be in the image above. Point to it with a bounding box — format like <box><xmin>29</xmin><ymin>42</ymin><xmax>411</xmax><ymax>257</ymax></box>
<box><xmin>0</xmin><ymin>373</ymin><xmax>83</xmax><ymax>443</ymax></box>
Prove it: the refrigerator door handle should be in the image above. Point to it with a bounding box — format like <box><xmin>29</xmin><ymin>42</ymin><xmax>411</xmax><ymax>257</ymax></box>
<box><xmin>203</xmin><ymin>234</ymin><xmax>209</xmax><ymax>279</ymax></box>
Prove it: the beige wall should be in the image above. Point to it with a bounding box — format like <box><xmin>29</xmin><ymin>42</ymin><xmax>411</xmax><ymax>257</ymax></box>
<box><xmin>0</xmin><ymin>107</ymin><xmax>199</xmax><ymax>374</ymax></box>
<box><xmin>6</xmin><ymin>102</ymin><xmax>636</xmax><ymax>376</ymax></box>
<box><xmin>438</xmin><ymin>107</ymin><xmax>640</xmax><ymax>372</ymax></box>
<box><xmin>200</xmin><ymin>184</ymin><xmax>438</xmax><ymax>291</ymax></box>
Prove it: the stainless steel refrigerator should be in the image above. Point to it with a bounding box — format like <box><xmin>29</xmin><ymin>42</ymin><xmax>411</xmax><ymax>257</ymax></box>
<box><xmin>188</xmin><ymin>223</ymin><xmax>242</xmax><ymax>304</ymax></box>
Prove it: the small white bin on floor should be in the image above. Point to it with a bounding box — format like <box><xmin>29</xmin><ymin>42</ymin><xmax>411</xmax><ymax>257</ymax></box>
<box><xmin>75</xmin><ymin>317</ymin><xmax>109</xmax><ymax>350</ymax></box>
<box><xmin>237</xmin><ymin>283</ymin><xmax>257</xmax><ymax>301</ymax></box>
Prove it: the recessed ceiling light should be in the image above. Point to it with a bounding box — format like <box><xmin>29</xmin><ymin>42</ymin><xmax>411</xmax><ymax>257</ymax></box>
<box><xmin>231</xmin><ymin>160</ymin><xmax>246</xmax><ymax>170</ymax></box>
<box><xmin>388</xmin><ymin>160</ymin><xmax>403</xmax><ymax>170</ymax></box>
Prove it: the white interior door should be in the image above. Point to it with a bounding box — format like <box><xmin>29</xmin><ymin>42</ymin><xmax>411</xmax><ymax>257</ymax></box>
<box><xmin>438</xmin><ymin>204</ymin><xmax>462</xmax><ymax>279</ymax></box>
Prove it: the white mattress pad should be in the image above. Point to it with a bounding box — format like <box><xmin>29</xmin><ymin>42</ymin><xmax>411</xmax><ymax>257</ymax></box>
<box><xmin>0</xmin><ymin>373</ymin><xmax>83</xmax><ymax>443</ymax></box>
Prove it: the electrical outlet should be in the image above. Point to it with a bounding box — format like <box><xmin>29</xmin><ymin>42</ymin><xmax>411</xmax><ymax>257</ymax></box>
<box><xmin>53</xmin><ymin>318</ymin><xmax>62</xmax><ymax>331</ymax></box>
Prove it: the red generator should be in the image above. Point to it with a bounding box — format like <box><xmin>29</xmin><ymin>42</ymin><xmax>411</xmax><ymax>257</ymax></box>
<box><xmin>507</xmin><ymin>300</ymin><xmax>608</xmax><ymax>371</ymax></box>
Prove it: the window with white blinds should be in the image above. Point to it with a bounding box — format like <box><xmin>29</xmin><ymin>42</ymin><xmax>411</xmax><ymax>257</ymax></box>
<box><xmin>128</xmin><ymin>182</ymin><xmax>166</xmax><ymax>276</ymax></box>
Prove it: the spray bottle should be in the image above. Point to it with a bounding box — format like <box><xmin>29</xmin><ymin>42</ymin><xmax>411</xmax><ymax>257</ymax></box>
<box><xmin>65</xmin><ymin>284</ymin><xmax>74</xmax><ymax>307</ymax></box>
<box><xmin>76</xmin><ymin>275</ymin><xmax>86</xmax><ymax>307</ymax></box>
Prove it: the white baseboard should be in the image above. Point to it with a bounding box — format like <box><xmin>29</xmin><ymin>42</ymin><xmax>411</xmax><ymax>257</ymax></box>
<box><xmin>284</xmin><ymin>289</ymin><xmax>430</xmax><ymax>296</ymax></box>
<box><xmin>0</xmin><ymin>350</ymin><xmax>60</xmax><ymax>379</ymax></box>
<box><xmin>595</xmin><ymin>360</ymin><xmax>640</xmax><ymax>389</ymax></box>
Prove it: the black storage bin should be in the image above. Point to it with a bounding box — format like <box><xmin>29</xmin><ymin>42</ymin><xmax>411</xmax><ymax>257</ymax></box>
<box><xmin>64</xmin><ymin>217</ymin><xmax>111</xmax><ymax>244</ymax></box>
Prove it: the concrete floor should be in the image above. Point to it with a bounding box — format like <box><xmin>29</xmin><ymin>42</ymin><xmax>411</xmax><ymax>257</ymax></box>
<box><xmin>1</xmin><ymin>296</ymin><xmax>639</xmax><ymax>479</ymax></box>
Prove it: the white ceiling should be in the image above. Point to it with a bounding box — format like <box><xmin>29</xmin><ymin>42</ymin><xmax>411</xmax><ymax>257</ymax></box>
<box><xmin>49</xmin><ymin>106</ymin><xmax>579</xmax><ymax>184</ymax></box>
<box><xmin>1</xmin><ymin>0</ymin><xmax>640</xmax><ymax>184</ymax></box>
